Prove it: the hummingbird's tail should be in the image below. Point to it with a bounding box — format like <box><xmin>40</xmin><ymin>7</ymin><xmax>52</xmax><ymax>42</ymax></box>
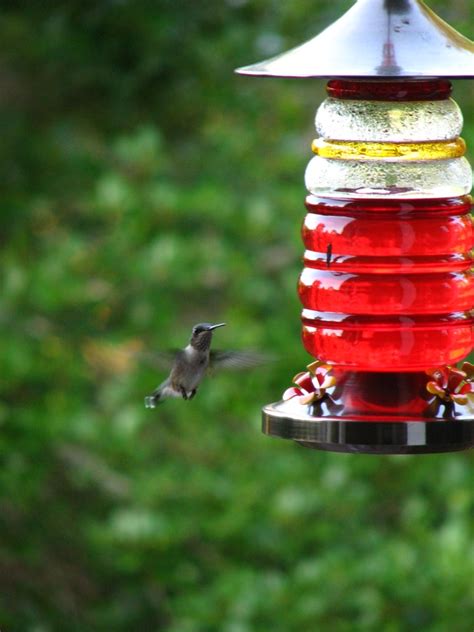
<box><xmin>144</xmin><ymin>378</ymin><xmax>180</xmax><ymax>408</ymax></box>
<box><xmin>144</xmin><ymin>393</ymin><xmax>162</xmax><ymax>408</ymax></box>
<box><xmin>144</xmin><ymin>380</ymin><xmax>166</xmax><ymax>408</ymax></box>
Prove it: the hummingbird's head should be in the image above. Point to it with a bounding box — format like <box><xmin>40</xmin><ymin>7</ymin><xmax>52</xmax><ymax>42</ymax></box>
<box><xmin>190</xmin><ymin>322</ymin><xmax>226</xmax><ymax>351</ymax></box>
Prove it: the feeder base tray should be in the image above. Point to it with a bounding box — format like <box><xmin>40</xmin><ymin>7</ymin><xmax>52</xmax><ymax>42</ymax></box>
<box><xmin>262</xmin><ymin>401</ymin><xmax>474</xmax><ymax>454</ymax></box>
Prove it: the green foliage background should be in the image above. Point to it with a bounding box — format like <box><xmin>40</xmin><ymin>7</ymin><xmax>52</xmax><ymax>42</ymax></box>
<box><xmin>1</xmin><ymin>1</ymin><xmax>473</xmax><ymax>630</ymax></box>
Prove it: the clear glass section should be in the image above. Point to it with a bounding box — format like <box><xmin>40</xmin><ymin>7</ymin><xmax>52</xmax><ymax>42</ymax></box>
<box><xmin>315</xmin><ymin>98</ymin><xmax>463</xmax><ymax>142</ymax></box>
<box><xmin>305</xmin><ymin>156</ymin><xmax>472</xmax><ymax>199</ymax></box>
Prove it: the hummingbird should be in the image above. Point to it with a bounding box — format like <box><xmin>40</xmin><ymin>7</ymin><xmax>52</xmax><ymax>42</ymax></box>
<box><xmin>144</xmin><ymin>322</ymin><xmax>266</xmax><ymax>408</ymax></box>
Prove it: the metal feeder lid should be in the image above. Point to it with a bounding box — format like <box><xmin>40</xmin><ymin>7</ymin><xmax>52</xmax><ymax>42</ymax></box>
<box><xmin>236</xmin><ymin>0</ymin><xmax>474</xmax><ymax>79</ymax></box>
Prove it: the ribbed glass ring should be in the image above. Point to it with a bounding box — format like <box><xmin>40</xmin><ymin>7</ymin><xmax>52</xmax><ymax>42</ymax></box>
<box><xmin>326</xmin><ymin>79</ymin><xmax>453</xmax><ymax>101</ymax></box>
<box><xmin>315</xmin><ymin>98</ymin><xmax>463</xmax><ymax>142</ymax></box>
<box><xmin>305</xmin><ymin>155</ymin><xmax>472</xmax><ymax>199</ymax></box>
<box><xmin>312</xmin><ymin>138</ymin><xmax>466</xmax><ymax>161</ymax></box>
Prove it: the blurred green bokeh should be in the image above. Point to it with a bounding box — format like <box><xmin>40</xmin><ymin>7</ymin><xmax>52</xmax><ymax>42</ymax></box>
<box><xmin>1</xmin><ymin>1</ymin><xmax>473</xmax><ymax>630</ymax></box>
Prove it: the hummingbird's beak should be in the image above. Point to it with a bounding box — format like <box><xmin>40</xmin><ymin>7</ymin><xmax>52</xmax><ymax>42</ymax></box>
<box><xmin>208</xmin><ymin>323</ymin><xmax>226</xmax><ymax>330</ymax></box>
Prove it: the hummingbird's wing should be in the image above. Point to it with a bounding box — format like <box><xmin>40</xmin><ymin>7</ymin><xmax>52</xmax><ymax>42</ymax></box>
<box><xmin>140</xmin><ymin>349</ymin><xmax>182</xmax><ymax>370</ymax></box>
<box><xmin>209</xmin><ymin>350</ymin><xmax>270</xmax><ymax>371</ymax></box>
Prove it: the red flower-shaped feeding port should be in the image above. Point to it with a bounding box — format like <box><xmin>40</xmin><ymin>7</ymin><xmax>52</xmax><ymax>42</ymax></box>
<box><xmin>283</xmin><ymin>360</ymin><xmax>336</xmax><ymax>405</ymax></box>
<box><xmin>426</xmin><ymin>363</ymin><xmax>474</xmax><ymax>406</ymax></box>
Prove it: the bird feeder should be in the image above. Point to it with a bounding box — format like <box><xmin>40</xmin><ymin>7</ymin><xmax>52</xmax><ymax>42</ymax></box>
<box><xmin>236</xmin><ymin>0</ymin><xmax>474</xmax><ymax>454</ymax></box>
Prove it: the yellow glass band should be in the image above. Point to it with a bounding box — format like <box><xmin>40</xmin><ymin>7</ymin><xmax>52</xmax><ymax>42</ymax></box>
<box><xmin>312</xmin><ymin>138</ymin><xmax>466</xmax><ymax>161</ymax></box>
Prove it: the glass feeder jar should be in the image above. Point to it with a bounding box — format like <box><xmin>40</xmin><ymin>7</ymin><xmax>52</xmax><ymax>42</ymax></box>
<box><xmin>237</xmin><ymin>0</ymin><xmax>474</xmax><ymax>454</ymax></box>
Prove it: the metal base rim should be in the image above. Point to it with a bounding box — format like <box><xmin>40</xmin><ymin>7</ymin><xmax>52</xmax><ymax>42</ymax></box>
<box><xmin>263</xmin><ymin>401</ymin><xmax>474</xmax><ymax>455</ymax></box>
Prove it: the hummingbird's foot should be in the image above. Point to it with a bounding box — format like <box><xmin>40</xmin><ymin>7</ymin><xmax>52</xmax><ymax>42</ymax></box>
<box><xmin>179</xmin><ymin>387</ymin><xmax>189</xmax><ymax>400</ymax></box>
<box><xmin>189</xmin><ymin>389</ymin><xmax>197</xmax><ymax>400</ymax></box>
<box><xmin>144</xmin><ymin>396</ymin><xmax>157</xmax><ymax>409</ymax></box>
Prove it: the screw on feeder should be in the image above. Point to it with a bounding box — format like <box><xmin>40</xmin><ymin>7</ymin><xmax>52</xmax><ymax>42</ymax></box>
<box><xmin>236</xmin><ymin>0</ymin><xmax>474</xmax><ymax>454</ymax></box>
